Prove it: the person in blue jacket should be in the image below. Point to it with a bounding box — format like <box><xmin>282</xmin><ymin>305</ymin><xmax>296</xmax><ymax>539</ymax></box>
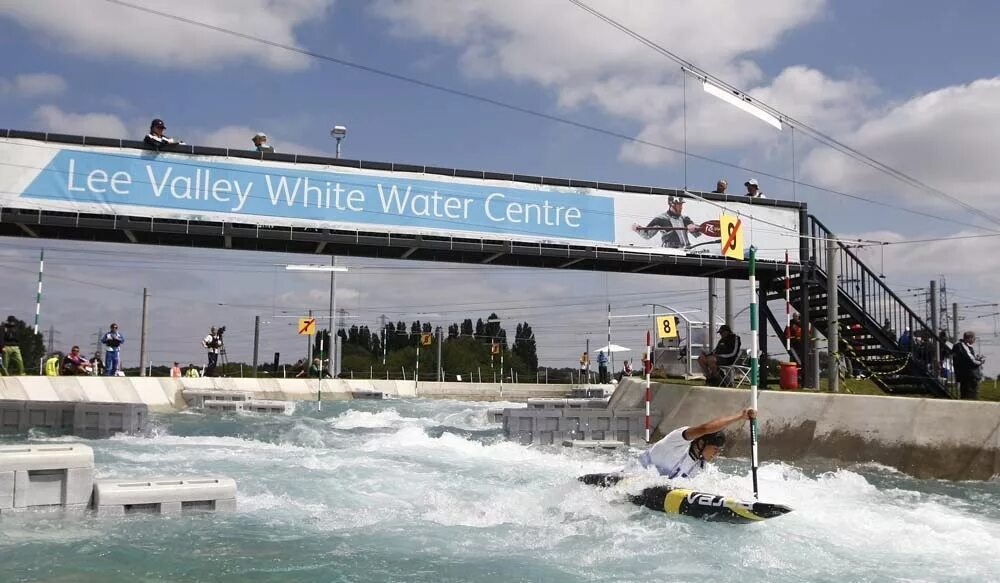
<box><xmin>100</xmin><ymin>323</ymin><xmax>125</xmax><ymax>376</ymax></box>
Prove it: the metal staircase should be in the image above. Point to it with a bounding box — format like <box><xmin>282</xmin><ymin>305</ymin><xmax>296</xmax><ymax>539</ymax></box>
<box><xmin>767</xmin><ymin>216</ymin><xmax>955</xmax><ymax>398</ymax></box>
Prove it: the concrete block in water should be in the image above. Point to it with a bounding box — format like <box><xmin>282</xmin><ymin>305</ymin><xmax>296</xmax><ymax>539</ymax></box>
<box><xmin>72</xmin><ymin>402</ymin><xmax>147</xmax><ymax>438</ymax></box>
<box><xmin>0</xmin><ymin>400</ymin><xmax>26</xmax><ymax>434</ymax></box>
<box><xmin>93</xmin><ymin>476</ymin><xmax>237</xmax><ymax>516</ymax></box>
<box><xmin>568</xmin><ymin>388</ymin><xmax>607</xmax><ymax>399</ymax></box>
<box><xmin>243</xmin><ymin>400</ymin><xmax>292</xmax><ymax>414</ymax></box>
<box><xmin>503</xmin><ymin>407</ymin><xmax>647</xmax><ymax>446</ymax></box>
<box><xmin>487</xmin><ymin>408</ymin><xmax>504</xmax><ymax>423</ymax></box>
<box><xmin>562</xmin><ymin>440</ymin><xmax>624</xmax><ymax>449</ymax></box>
<box><xmin>182</xmin><ymin>389</ymin><xmax>252</xmax><ymax>408</ymax></box>
<box><xmin>22</xmin><ymin>401</ymin><xmax>75</xmax><ymax>433</ymax></box>
<box><xmin>0</xmin><ymin>444</ymin><xmax>94</xmax><ymax>511</ymax></box>
<box><xmin>202</xmin><ymin>400</ymin><xmax>245</xmax><ymax>413</ymax></box>
<box><xmin>351</xmin><ymin>390</ymin><xmax>384</xmax><ymax>400</ymax></box>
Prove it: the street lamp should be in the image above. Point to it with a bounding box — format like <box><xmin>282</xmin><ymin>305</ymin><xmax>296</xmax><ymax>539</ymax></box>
<box><xmin>330</xmin><ymin>125</ymin><xmax>347</xmax><ymax>159</ymax></box>
<box><xmin>285</xmin><ymin>261</ymin><xmax>349</xmax><ymax>384</ymax></box>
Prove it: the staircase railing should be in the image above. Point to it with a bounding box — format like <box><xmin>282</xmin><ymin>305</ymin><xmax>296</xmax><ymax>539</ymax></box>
<box><xmin>807</xmin><ymin>216</ymin><xmax>950</xmax><ymax>392</ymax></box>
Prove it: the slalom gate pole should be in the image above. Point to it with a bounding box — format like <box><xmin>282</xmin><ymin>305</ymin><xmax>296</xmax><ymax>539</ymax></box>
<box><xmin>318</xmin><ymin>336</ymin><xmax>324</xmax><ymax>411</ymax></box>
<box><xmin>785</xmin><ymin>250</ymin><xmax>791</xmax><ymax>352</ymax></box>
<box><xmin>33</xmin><ymin>249</ymin><xmax>44</xmax><ymax>334</ymax></box>
<box><xmin>749</xmin><ymin>246</ymin><xmax>760</xmax><ymax>499</ymax></box>
<box><xmin>645</xmin><ymin>330</ymin><xmax>652</xmax><ymax>442</ymax></box>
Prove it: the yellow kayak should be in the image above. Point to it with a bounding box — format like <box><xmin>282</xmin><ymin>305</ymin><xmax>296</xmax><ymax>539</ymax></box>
<box><xmin>579</xmin><ymin>472</ymin><xmax>792</xmax><ymax>524</ymax></box>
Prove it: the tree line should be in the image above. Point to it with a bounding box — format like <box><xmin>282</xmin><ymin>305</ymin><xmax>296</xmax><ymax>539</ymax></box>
<box><xmin>307</xmin><ymin>313</ymin><xmax>539</xmax><ymax>380</ymax></box>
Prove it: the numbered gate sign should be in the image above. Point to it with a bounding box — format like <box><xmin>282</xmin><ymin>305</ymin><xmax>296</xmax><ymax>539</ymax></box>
<box><xmin>720</xmin><ymin>214</ymin><xmax>744</xmax><ymax>260</ymax></box>
<box><xmin>655</xmin><ymin>315</ymin><xmax>679</xmax><ymax>339</ymax></box>
<box><xmin>421</xmin><ymin>333</ymin><xmax>434</xmax><ymax>346</ymax></box>
<box><xmin>298</xmin><ymin>318</ymin><xmax>316</xmax><ymax>336</ymax></box>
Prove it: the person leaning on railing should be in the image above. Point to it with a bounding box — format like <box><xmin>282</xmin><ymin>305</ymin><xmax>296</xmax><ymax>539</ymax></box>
<box><xmin>144</xmin><ymin>118</ymin><xmax>183</xmax><ymax>148</ymax></box>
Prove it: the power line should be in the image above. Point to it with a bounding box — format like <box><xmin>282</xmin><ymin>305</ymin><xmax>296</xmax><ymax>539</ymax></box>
<box><xmin>95</xmin><ymin>0</ymin><xmax>998</xmax><ymax>235</ymax></box>
<box><xmin>564</xmin><ymin>0</ymin><xmax>1000</xmax><ymax>227</ymax></box>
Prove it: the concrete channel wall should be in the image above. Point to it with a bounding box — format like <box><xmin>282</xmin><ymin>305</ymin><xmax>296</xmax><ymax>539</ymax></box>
<box><xmin>0</xmin><ymin>377</ymin><xmax>577</xmax><ymax>412</ymax></box>
<box><xmin>611</xmin><ymin>378</ymin><xmax>1000</xmax><ymax>481</ymax></box>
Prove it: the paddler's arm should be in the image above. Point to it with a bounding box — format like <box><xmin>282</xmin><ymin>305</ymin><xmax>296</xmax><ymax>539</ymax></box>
<box><xmin>682</xmin><ymin>408</ymin><xmax>756</xmax><ymax>441</ymax></box>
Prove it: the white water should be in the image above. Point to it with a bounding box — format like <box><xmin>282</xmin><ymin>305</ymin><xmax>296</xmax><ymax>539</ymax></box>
<box><xmin>1</xmin><ymin>398</ymin><xmax>997</xmax><ymax>583</ymax></box>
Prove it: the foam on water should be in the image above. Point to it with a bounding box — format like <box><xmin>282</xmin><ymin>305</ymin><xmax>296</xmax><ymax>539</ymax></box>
<box><xmin>2</xmin><ymin>398</ymin><xmax>998</xmax><ymax>583</ymax></box>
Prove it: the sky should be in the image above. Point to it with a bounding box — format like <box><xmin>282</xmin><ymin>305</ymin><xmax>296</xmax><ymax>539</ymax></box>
<box><xmin>1</xmin><ymin>0</ymin><xmax>999</xmax><ymax>376</ymax></box>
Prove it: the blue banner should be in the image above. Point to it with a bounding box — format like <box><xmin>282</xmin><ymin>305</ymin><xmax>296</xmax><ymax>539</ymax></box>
<box><xmin>23</xmin><ymin>149</ymin><xmax>616</xmax><ymax>242</ymax></box>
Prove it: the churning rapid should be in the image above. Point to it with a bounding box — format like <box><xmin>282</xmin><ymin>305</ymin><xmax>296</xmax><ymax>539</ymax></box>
<box><xmin>1</xmin><ymin>399</ymin><xmax>997</xmax><ymax>583</ymax></box>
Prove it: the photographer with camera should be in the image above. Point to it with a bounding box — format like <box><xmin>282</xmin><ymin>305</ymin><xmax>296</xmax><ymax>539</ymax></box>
<box><xmin>202</xmin><ymin>326</ymin><xmax>224</xmax><ymax>377</ymax></box>
<box><xmin>100</xmin><ymin>322</ymin><xmax>125</xmax><ymax>376</ymax></box>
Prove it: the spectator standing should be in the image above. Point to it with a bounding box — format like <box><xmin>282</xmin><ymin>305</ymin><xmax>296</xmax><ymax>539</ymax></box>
<box><xmin>744</xmin><ymin>178</ymin><xmax>766</xmax><ymax>198</ymax></box>
<box><xmin>170</xmin><ymin>362</ymin><xmax>182</xmax><ymax>378</ymax></box>
<box><xmin>2</xmin><ymin>316</ymin><xmax>25</xmax><ymax>375</ymax></box>
<box><xmin>712</xmin><ymin>180</ymin><xmax>728</xmax><ymax>194</ymax></box>
<box><xmin>185</xmin><ymin>364</ymin><xmax>201</xmax><ymax>378</ymax></box>
<box><xmin>597</xmin><ymin>350</ymin><xmax>609</xmax><ymax>383</ymax></box>
<box><xmin>882</xmin><ymin>318</ymin><xmax>895</xmax><ymax>338</ymax></box>
<box><xmin>202</xmin><ymin>327</ymin><xmax>222</xmax><ymax>377</ymax></box>
<box><xmin>144</xmin><ymin>118</ymin><xmax>182</xmax><ymax>148</ymax></box>
<box><xmin>898</xmin><ymin>329</ymin><xmax>912</xmax><ymax>352</ymax></box>
<box><xmin>252</xmin><ymin>132</ymin><xmax>274</xmax><ymax>152</ymax></box>
<box><xmin>579</xmin><ymin>351</ymin><xmax>590</xmax><ymax>382</ymax></box>
<box><xmin>100</xmin><ymin>323</ymin><xmax>125</xmax><ymax>376</ymax></box>
<box><xmin>952</xmin><ymin>331</ymin><xmax>984</xmax><ymax>400</ymax></box>
<box><xmin>44</xmin><ymin>353</ymin><xmax>60</xmax><ymax>376</ymax></box>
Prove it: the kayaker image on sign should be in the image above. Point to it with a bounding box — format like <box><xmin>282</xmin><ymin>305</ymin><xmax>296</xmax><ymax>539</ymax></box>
<box><xmin>631</xmin><ymin>196</ymin><xmax>721</xmax><ymax>250</ymax></box>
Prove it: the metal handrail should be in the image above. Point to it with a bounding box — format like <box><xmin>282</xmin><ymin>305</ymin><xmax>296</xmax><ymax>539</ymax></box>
<box><xmin>807</xmin><ymin>215</ymin><xmax>951</xmax><ymax>395</ymax></box>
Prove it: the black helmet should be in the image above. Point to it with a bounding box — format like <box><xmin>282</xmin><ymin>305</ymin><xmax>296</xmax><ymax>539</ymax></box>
<box><xmin>700</xmin><ymin>431</ymin><xmax>726</xmax><ymax>448</ymax></box>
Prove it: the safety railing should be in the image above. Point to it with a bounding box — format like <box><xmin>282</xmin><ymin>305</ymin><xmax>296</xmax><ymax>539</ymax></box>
<box><xmin>808</xmin><ymin>216</ymin><xmax>952</xmax><ymax>397</ymax></box>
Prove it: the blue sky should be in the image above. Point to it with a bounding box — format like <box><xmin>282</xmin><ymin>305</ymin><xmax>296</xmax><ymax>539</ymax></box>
<box><xmin>1</xmin><ymin>0</ymin><xmax>998</xmax><ymax>374</ymax></box>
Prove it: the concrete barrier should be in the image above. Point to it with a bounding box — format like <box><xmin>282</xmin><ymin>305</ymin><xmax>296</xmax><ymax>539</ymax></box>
<box><xmin>0</xmin><ymin>377</ymin><xmax>582</xmax><ymax>409</ymax></box>
<box><xmin>202</xmin><ymin>400</ymin><xmax>245</xmax><ymax>413</ymax></box>
<box><xmin>181</xmin><ymin>389</ymin><xmax>252</xmax><ymax>408</ymax></box>
<box><xmin>72</xmin><ymin>403</ymin><xmax>147</xmax><ymax>438</ymax></box>
<box><xmin>0</xmin><ymin>400</ymin><xmax>147</xmax><ymax>438</ymax></box>
<box><xmin>502</xmin><ymin>407</ymin><xmax>648</xmax><ymax>446</ymax></box>
<box><xmin>610</xmin><ymin>378</ymin><xmax>1000</xmax><ymax>480</ymax></box>
<box><xmin>243</xmin><ymin>400</ymin><xmax>293</xmax><ymax>414</ymax></box>
<box><xmin>92</xmin><ymin>476</ymin><xmax>237</xmax><ymax>516</ymax></box>
<box><xmin>0</xmin><ymin>444</ymin><xmax>94</xmax><ymax>513</ymax></box>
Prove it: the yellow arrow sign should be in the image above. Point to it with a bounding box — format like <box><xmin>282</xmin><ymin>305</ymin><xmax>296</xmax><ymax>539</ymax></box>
<box><xmin>298</xmin><ymin>318</ymin><xmax>316</xmax><ymax>336</ymax></box>
<box><xmin>655</xmin><ymin>315</ymin><xmax>679</xmax><ymax>339</ymax></box>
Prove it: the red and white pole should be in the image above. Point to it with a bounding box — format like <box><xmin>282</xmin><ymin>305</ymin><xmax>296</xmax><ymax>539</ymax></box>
<box><xmin>645</xmin><ymin>329</ymin><xmax>652</xmax><ymax>442</ymax></box>
<box><xmin>785</xmin><ymin>250</ymin><xmax>791</xmax><ymax>352</ymax></box>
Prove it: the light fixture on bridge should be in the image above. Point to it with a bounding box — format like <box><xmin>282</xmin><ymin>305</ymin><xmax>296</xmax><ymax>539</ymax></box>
<box><xmin>330</xmin><ymin>125</ymin><xmax>347</xmax><ymax>159</ymax></box>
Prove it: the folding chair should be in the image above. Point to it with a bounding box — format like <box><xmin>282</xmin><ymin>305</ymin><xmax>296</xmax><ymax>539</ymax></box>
<box><xmin>719</xmin><ymin>349</ymin><xmax>751</xmax><ymax>388</ymax></box>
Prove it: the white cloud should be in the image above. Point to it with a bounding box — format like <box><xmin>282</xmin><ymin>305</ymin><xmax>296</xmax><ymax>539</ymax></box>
<box><xmin>32</xmin><ymin>105</ymin><xmax>129</xmax><ymax>138</ymax></box>
<box><xmin>0</xmin><ymin>0</ymin><xmax>336</xmax><ymax>70</ymax></box>
<box><xmin>800</xmin><ymin>77</ymin><xmax>1000</xmax><ymax>210</ymax></box>
<box><xmin>368</xmin><ymin>1</ymin><xmax>888</xmax><ymax>168</ymax></box>
<box><xmin>0</xmin><ymin>72</ymin><xmax>67</xmax><ymax>97</ymax></box>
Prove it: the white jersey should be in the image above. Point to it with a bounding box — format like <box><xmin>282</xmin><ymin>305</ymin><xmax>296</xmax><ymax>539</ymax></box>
<box><xmin>639</xmin><ymin>426</ymin><xmax>704</xmax><ymax>479</ymax></box>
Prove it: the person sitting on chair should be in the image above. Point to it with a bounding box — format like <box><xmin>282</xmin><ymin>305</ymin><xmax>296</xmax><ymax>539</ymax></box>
<box><xmin>61</xmin><ymin>346</ymin><xmax>92</xmax><ymax>376</ymax></box>
<box><xmin>697</xmin><ymin>325</ymin><xmax>741</xmax><ymax>384</ymax></box>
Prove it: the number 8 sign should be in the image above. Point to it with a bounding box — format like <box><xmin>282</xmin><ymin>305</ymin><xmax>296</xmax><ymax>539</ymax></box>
<box><xmin>655</xmin><ymin>315</ymin><xmax>679</xmax><ymax>339</ymax></box>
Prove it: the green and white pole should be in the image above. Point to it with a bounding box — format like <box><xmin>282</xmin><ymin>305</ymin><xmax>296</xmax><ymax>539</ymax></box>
<box><xmin>33</xmin><ymin>249</ymin><xmax>44</xmax><ymax>334</ymax></box>
<box><xmin>748</xmin><ymin>246</ymin><xmax>760</xmax><ymax>499</ymax></box>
